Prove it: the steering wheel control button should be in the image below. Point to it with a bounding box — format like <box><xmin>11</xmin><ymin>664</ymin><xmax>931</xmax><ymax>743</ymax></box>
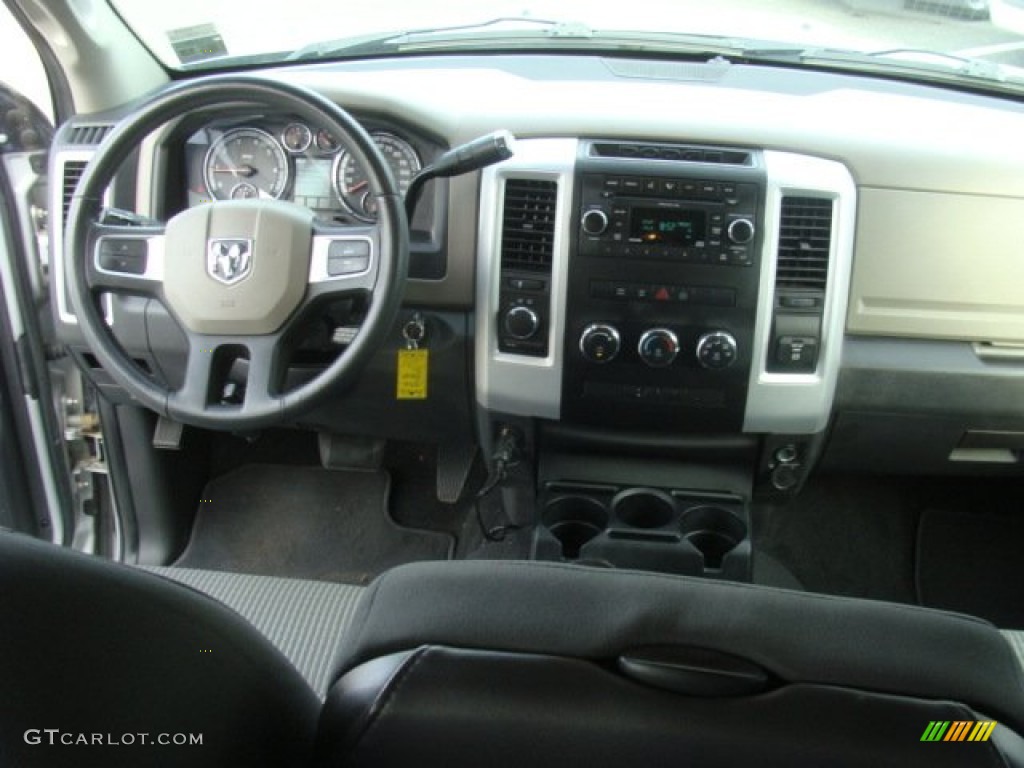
<box><xmin>580</xmin><ymin>324</ymin><xmax>621</xmax><ymax>363</ymax></box>
<box><xmin>503</xmin><ymin>306</ymin><xmax>540</xmax><ymax>340</ymax></box>
<box><xmin>97</xmin><ymin>238</ymin><xmax>148</xmax><ymax>275</ymax></box>
<box><xmin>327</xmin><ymin>239</ymin><xmax>371</xmax><ymax>275</ymax></box>
<box><xmin>638</xmin><ymin>328</ymin><xmax>679</xmax><ymax>367</ymax></box>
<box><xmin>696</xmin><ymin>331</ymin><xmax>738</xmax><ymax>369</ymax></box>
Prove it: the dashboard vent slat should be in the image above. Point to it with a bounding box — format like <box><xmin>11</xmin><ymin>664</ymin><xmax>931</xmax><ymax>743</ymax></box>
<box><xmin>501</xmin><ymin>179</ymin><xmax>557</xmax><ymax>273</ymax></box>
<box><xmin>776</xmin><ymin>197</ymin><xmax>833</xmax><ymax>291</ymax></box>
<box><xmin>61</xmin><ymin>160</ymin><xmax>88</xmax><ymax>231</ymax></box>
<box><xmin>67</xmin><ymin>124</ymin><xmax>112</xmax><ymax>145</ymax></box>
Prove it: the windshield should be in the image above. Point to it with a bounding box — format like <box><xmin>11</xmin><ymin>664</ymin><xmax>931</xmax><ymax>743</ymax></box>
<box><xmin>111</xmin><ymin>0</ymin><xmax>1024</xmax><ymax>90</ymax></box>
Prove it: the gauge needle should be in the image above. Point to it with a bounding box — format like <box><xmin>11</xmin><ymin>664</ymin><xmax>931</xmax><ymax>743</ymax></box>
<box><xmin>211</xmin><ymin>165</ymin><xmax>257</xmax><ymax>177</ymax></box>
<box><xmin>348</xmin><ymin>180</ymin><xmax>369</xmax><ymax>193</ymax></box>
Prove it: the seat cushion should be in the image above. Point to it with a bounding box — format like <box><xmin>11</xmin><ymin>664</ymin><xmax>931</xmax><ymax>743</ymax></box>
<box><xmin>145</xmin><ymin>566</ymin><xmax>364</xmax><ymax>699</ymax></box>
<box><xmin>334</xmin><ymin>559</ymin><xmax>1024</xmax><ymax>732</ymax></box>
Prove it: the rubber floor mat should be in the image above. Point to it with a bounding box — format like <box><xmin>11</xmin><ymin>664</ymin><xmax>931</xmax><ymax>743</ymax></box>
<box><xmin>917</xmin><ymin>508</ymin><xmax>1024</xmax><ymax>627</ymax></box>
<box><xmin>175</xmin><ymin>464</ymin><xmax>453</xmax><ymax>585</ymax></box>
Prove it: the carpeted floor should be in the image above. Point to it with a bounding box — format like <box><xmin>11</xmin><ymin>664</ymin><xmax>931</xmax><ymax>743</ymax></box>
<box><xmin>175</xmin><ymin>463</ymin><xmax>453</xmax><ymax>585</ymax></box>
<box><xmin>917</xmin><ymin>507</ymin><xmax>1024</xmax><ymax>627</ymax></box>
<box><xmin>754</xmin><ymin>473</ymin><xmax>920</xmax><ymax>604</ymax></box>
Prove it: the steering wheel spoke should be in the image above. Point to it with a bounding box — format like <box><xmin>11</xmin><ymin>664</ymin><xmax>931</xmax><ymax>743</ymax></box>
<box><xmin>307</xmin><ymin>223</ymin><xmax>381</xmax><ymax>298</ymax></box>
<box><xmin>169</xmin><ymin>333</ymin><xmax>286</xmax><ymax>418</ymax></box>
<box><xmin>242</xmin><ymin>335</ymin><xmax>285</xmax><ymax>413</ymax></box>
<box><xmin>87</xmin><ymin>222</ymin><xmax>166</xmax><ymax>296</ymax></box>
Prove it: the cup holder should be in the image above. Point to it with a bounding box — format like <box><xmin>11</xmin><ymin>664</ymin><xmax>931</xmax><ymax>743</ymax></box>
<box><xmin>611</xmin><ymin>488</ymin><xmax>676</xmax><ymax>529</ymax></box>
<box><xmin>679</xmin><ymin>505</ymin><xmax>747</xmax><ymax>569</ymax></box>
<box><xmin>543</xmin><ymin>496</ymin><xmax>609</xmax><ymax>560</ymax></box>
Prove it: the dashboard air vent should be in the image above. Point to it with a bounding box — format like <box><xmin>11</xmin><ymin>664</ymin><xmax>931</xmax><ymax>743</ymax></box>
<box><xmin>66</xmin><ymin>124</ymin><xmax>112</xmax><ymax>145</ymax></box>
<box><xmin>776</xmin><ymin>197</ymin><xmax>833</xmax><ymax>291</ymax></box>
<box><xmin>61</xmin><ymin>160</ymin><xmax>88</xmax><ymax>230</ymax></box>
<box><xmin>501</xmin><ymin>179</ymin><xmax>557</xmax><ymax>272</ymax></box>
<box><xmin>591</xmin><ymin>142</ymin><xmax>751</xmax><ymax>166</ymax></box>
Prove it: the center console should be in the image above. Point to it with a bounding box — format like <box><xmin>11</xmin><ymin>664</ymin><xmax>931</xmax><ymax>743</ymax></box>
<box><xmin>476</xmin><ymin>137</ymin><xmax>856</xmax><ymax>580</ymax></box>
<box><xmin>557</xmin><ymin>142</ymin><xmax>764</xmax><ymax>432</ymax></box>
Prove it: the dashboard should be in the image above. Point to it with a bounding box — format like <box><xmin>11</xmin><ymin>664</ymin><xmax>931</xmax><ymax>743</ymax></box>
<box><xmin>49</xmin><ymin>53</ymin><xmax>1024</xmax><ymax>489</ymax></box>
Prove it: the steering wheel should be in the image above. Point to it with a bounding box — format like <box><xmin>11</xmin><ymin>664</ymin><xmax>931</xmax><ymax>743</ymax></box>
<box><xmin>65</xmin><ymin>76</ymin><xmax>408</xmax><ymax>430</ymax></box>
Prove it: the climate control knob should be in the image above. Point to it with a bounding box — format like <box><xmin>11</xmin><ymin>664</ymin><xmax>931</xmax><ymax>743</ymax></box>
<box><xmin>637</xmin><ymin>328</ymin><xmax>679</xmax><ymax>368</ymax></box>
<box><xmin>696</xmin><ymin>331</ymin><xmax>738</xmax><ymax>369</ymax></box>
<box><xmin>727</xmin><ymin>218</ymin><xmax>756</xmax><ymax>245</ymax></box>
<box><xmin>503</xmin><ymin>306</ymin><xmax>540</xmax><ymax>340</ymax></box>
<box><xmin>579</xmin><ymin>323</ymin><xmax>620</xmax><ymax>363</ymax></box>
<box><xmin>581</xmin><ymin>208</ymin><xmax>609</xmax><ymax>236</ymax></box>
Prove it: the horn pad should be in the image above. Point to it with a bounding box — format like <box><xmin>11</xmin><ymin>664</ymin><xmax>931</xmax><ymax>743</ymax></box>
<box><xmin>163</xmin><ymin>200</ymin><xmax>314</xmax><ymax>335</ymax></box>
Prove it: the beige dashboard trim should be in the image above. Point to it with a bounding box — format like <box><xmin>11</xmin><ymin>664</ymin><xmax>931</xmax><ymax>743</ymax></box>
<box><xmin>848</xmin><ymin>187</ymin><xmax>1024</xmax><ymax>343</ymax></box>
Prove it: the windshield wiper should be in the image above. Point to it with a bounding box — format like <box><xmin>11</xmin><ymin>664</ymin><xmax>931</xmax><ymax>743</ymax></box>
<box><xmin>287</xmin><ymin>17</ymin><xmax>593</xmax><ymax>61</ymax></box>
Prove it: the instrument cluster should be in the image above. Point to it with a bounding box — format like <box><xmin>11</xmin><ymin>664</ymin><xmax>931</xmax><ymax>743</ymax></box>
<box><xmin>184</xmin><ymin>116</ymin><xmax>423</xmax><ymax>222</ymax></box>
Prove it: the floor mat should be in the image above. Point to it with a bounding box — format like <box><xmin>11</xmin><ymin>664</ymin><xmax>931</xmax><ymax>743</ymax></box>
<box><xmin>917</xmin><ymin>508</ymin><xmax>1024</xmax><ymax>627</ymax></box>
<box><xmin>175</xmin><ymin>464</ymin><xmax>453</xmax><ymax>585</ymax></box>
<box><xmin>753</xmin><ymin>474</ymin><xmax>919</xmax><ymax>603</ymax></box>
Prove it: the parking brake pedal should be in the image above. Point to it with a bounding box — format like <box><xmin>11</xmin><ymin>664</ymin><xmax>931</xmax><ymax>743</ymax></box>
<box><xmin>152</xmin><ymin>416</ymin><xmax>184</xmax><ymax>450</ymax></box>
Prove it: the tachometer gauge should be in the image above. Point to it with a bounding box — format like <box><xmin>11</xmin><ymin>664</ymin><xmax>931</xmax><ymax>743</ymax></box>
<box><xmin>204</xmin><ymin>128</ymin><xmax>290</xmax><ymax>200</ymax></box>
<box><xmin>333</xmin><ymin>133</ymin><xmax>421</xmax><ymax>222</ymax></box>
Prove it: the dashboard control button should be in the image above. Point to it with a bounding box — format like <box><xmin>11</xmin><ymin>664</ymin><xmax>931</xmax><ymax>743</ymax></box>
<box><xmin>775</xmin><ymin>336</ymin><xmax>818</xmax><ymax>370</ymax></box>
<box><xmin>696</xmin><ymin>331</ymin><xmax>738</xmax><ymax>369</ymax></box>
<box><xmin>503</xmin><ymin>306</ymin><xmax>540</xmax><ymax>340</ymax></box>
<box><xmin>580</xmin><ymin>324</ymin><xmax>621</xmax><ymax>364</ymax></box>
<box><xmin>727</xmin><ymin>218</ymin><xmax>756</xmax><ymax>244</ymax></box>
<box><xmin>638</xmin><ymin>328</ymin><xmax>679</xmax><ymax>368</ymax></box>
<box><xmin>581</xmin><ymin>208</ymin><xmax>609</xmax><ymax>236</ymax></box>
<box><xmin>506</xmin><ymin>277</ymin><xmax>545</xmax><ymax>292</ymax></box>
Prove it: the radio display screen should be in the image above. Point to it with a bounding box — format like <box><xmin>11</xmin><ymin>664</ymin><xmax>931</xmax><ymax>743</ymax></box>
<box><xmin>630</xmin><ymin>207</ymin><xmax>706</xmax><ymax>245</ymax></box>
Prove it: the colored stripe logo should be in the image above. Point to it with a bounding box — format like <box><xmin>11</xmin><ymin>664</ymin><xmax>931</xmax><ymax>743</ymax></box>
<box><xmin>921</xmin><ymin>721</ymin><xmax>997</xmax><ymax>742</ymax></box>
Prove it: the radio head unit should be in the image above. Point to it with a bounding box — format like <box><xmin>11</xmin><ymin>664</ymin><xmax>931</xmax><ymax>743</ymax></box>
<box><xmin>578</xmin><ymin>173</ymin><xmax>759</xmax><ymax>267</ymax></box>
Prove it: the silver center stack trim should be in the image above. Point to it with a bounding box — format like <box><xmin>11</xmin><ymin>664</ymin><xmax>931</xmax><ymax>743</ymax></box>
<box><xmin>475</xmin><ymin>138</ymin><xmax>579</xmax><ymax>419</ymax></box>
<box><xmin>743</xmin><ymin>151</ymin><xmax>857</xmax><ymax>434</ymax></box>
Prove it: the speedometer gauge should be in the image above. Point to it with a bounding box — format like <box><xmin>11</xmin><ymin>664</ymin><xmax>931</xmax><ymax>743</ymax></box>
<box><xmin>204</xmin><ymin>128</ymin><xmax>290</xmax><ymax>200</ymax></box>
<box><xmin>333</xmin><ymin>133</ymin><xmax>420</xmax><ymax>222</ymax></box>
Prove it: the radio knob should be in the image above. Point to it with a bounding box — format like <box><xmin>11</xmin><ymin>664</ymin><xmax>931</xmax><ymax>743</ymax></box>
<box><xmin>696</xmin><ymin>331</ymin><xmax>738</xmax><ymax>370</ymax></box>
<box><xmin>727</xmin><ymin>218</ymin><xmax>756</xmax><ymax>245</ymax></box>
<box><xmin>638</xmin><ymin>328</ymin><xmax>679</xmax><ymax>368</ymax></box>
<box><xmin>503</xmin><ymin>306</ymin><xmax>540</xmax><ymax>340</ymax></box>
<box><xmin>581</xmin><ymin>208</ymin><xmax>609</xmax><ymax>236</ymax></box>
<box><xmin>579</xmin><ymin>323</ymin><xmax>620</xmax><ymax>363</ymax></box>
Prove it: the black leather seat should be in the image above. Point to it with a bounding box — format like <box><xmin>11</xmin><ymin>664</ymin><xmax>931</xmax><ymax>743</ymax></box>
<box><xmin>0</xmin><ymin>533</ymin><xmax>321</xmax><ymax>767</ymax></box>
<box><xmin>317</xmin><ymin>560</ymin><xmax>1024</xmax><ymax>768</ymax></box>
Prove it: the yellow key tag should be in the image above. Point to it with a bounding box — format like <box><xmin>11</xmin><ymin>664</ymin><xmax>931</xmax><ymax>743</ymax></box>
<box><xmin>396</xmin><ymin>348</ymin><xmax>428</xmax><ymax>400</ymax></box>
